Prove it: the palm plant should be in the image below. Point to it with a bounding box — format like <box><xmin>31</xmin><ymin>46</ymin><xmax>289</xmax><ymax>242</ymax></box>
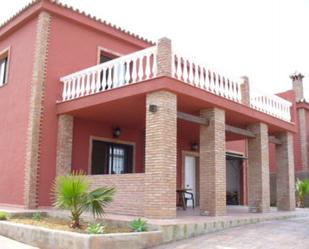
<box><xmin>52</xmin><ymin>171</ymin><xmax>115</xmax><ymax>229</ymax></box>
<box><xmin>295</xmin><ymin>179</ymin><xmax>309</xmax><ymax>208</ymax></box>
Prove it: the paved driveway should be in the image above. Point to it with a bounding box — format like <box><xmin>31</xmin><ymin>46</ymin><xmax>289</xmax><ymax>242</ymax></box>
<box><xmin>0</xmin><ymin>236</ymin><xmax>38</xmax><ymax>249</ymax></box>
<box><xmin>153</xmin><ymin>216</ymin><xmax>309</xmax><ymax>249</ymax></box>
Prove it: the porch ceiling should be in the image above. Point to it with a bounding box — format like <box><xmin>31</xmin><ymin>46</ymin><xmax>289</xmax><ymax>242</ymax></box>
<box><xmin>57</xmin><ymin>76</ymin><xmax>296</xmax><ymax>136</ymax></box>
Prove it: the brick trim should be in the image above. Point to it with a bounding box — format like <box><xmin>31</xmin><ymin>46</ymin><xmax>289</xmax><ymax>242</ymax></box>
<box><xmin>298</xmin><ymin>108</ymin><xmax>308</xmax><ymax>171</ymax></box>
<box><xmin>24</xmin><ymin>11</ymin><xmax>51</xmax><ymax>209</ymax></box>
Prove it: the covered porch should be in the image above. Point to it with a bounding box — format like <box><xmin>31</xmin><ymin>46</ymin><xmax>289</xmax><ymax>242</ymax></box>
<box><xmin>55</xmin><ymin>38</ymin><xmax>296</xmax><ymax>219</ymax></box>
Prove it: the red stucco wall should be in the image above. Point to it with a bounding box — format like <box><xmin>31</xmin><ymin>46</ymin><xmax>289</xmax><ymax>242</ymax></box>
<box><xmin>37</xmin><ymin>14</ymin><xmax>148</xmax><ymax>206</ymax></box>
<box><xmin>0</xmin><ymin>18</ymin><xmax>37</xmax><ymax>206</ymax></box>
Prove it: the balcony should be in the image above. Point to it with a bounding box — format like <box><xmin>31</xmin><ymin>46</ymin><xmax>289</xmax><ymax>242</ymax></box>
<box><xmin>60</xmin><ymin>44</ymin><xmax>292</xmax><ymax>122</ymax></box>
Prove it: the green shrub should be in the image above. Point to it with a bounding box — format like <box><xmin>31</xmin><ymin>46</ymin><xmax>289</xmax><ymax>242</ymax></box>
<box><xmin>0</xmin><ymin>211</ymin><xmax>8</xmax><ymax>220</ymax></box>
<box><xmin>86</xmin><ymin>223</ymin><xmax>105</xmax><ymax>234</ymax></box>
<box><xmin>128</xmin><ymin>218</ymin><xmax>147</xmax><ymax>232</ymax></box>
<box><xmin>52</xmin><ymin>171</ymin><xmax>115</xmax><ymax>229</ymax></box>
<box><xmin>32</xmin><ymin>212</ymin><xmax>42</xmax><ymax>221</ymax></box>
<box><xmin>296</xmin><ymin>178</ymin><xmax>309</xmax><ymax>207</ymax></box>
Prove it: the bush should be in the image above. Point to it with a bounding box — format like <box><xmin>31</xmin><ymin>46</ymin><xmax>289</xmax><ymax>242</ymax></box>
<box><xmin>0</xmin><ymin>211</ymin><xmax>8</xmax><ymax>220</ymax></box>
<box><xmin>32</xmin><ymin>212</ymin><xmax>42</xmax><ymax>221</ymax></box>
<box><xmin>52</xmin><ymin>171</ymin><xmax>115</xmax><ymax>229</ymax></box>
<box><xmin>128</xmin><ymin>218</ymin><xmax>147</xmax><ymax>232</ymax></box>
<box><xmin>86</xmin><ymin>223</ymin><xmax>104</xmax><ymax>234</ymax></box>
<box><xmin>296</xmin><ymin>179</ymin><xmax>309</xmax><ymax>207</ymax></box>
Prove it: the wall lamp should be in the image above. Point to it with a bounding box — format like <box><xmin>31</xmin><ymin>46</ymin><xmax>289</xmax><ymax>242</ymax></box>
<box><xmin>112</xmin><ymin>127</ymin><xmax>121</xmax><ymax>138</ymax></box>
<box><xmin>149</xmin><ymin>104</ymin><xmax>158</xmax><ymax>113</ymax></box>
<box><xmin>191</xmin><ymin>142</ymin><xmax>199</xmax><ymax>151</ymax></box>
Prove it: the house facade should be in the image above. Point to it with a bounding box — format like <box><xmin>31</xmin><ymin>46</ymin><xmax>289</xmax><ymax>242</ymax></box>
<box><xmin>0</xmin><ymin>0</ymin><xmax>304</xmax><ymax>219</ymax></box>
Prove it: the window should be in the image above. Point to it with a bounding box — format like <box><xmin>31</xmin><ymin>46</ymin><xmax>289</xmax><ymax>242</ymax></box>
<box><xmin>97</xmin><ymin>48</ymin><xmax>127</xmax><ymax>88</ymax></box>
<box><xmin>91</xmin><ymin>139</ymin><xmax>134</xmax><ymax>175</ymax></box>
<box><xmin>0</xmin><ymin>50</ymin><xmax>8</xmax><ymax>86</ymax></box>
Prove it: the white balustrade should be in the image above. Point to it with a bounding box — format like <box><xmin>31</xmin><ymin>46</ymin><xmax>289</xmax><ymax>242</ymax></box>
<box><xmin>60</xmin><ymin>45</ymin><xmax>292</xmax><ymax>123</ymax></box>
<box><xmin>250</xmin><ymin>87</ymin><xmax>292</xmax><ymax>121</ymax></box>
<box><xmin>60</xmin><ymin>46</ymin><xmax>157</xmax><ymax>101</ymax></box>
<box><xmin>172</xmin><ymin>52</ymin><xmax>242</xmax><ymax>103</ymax></box>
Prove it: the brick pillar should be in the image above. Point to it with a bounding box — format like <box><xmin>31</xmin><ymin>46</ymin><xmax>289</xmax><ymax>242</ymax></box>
<box><xmin>276</xmin><ymin>132</ymin><xmax>296</xmax><ymax>211</ymax></box>
<box><xmin>240</xmin><ymin>76</ymin><xmax>250</xmax><ymax>106</ymax></box>
<box><xmin>144</xmin><ymin>91</ymin><xmax>177</xmax><ymax>218</ymax></box>
<box><xmin>156</xmin><ymin>37</ymin><xmax>172</xmax><ymax>77</ymax></box>
<box><xmin>199</xmin><ymin>108</ymin><xmax>226</xmax><ymax>216</ymax></box>
<box><xmin>56</xmin><ymin>115</ymin><xmax>73</xmax><ymax>176</ymax></box>
<box><xmin>247</xmin><ymin>123</ymin><xmax>270</xmax><ymax>212</ymax></box>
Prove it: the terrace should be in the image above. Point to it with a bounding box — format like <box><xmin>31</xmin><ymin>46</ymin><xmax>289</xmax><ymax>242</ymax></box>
<box><xmin>59</xmin><ymin>40</ymin><xmax>292</xmax><ymax>123</ymax></box>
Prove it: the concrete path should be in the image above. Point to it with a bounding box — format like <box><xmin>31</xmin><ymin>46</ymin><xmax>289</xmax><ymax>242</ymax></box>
<box><xmin>0</xmin><ymin>236</ymin><xmax>38</xmax><ymax>249</ymax></box>
<box><xmin>153</xmin><ymin>216</ymin><xmax>309</xmax><ymax>249</ymax></box>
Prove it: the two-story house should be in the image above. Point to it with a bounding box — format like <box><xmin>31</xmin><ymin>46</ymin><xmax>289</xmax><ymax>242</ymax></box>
<box><xmin>0</xmin><ymin>0</ymin><xmax>303</xmax><ymax>219</ymax></box>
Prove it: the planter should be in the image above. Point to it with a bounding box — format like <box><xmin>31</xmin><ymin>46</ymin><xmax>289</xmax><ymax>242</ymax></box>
<box><xmin>0</xmin><ymin>221</ymin><xmax>163</xmax><ymax>249</ymax></box>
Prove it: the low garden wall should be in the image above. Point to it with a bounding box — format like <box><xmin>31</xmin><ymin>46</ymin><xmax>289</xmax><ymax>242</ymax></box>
<box><xmin>88</xmin><ymin>173</ymin><xmax>145</xmax><ymax>216</ymax></box>
<box><xmin>0</xmin><ymin>221</ymin><xmax>162</xmax><ymax>249</ymax></box>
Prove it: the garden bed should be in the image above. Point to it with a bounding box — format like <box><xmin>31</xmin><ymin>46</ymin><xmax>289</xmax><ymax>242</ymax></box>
<box><xmin>0</xmin><ymin>218</ymin><xmax>163</xmax><ymax>249</ymax></box>
<box><xmin>9</xmin><ymin>216</ymin><xmax>131</xmax><ymax>234</ymax></box>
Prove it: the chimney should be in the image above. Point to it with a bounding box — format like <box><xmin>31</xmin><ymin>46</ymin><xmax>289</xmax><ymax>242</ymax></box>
<box><xmin>290</xmin><ymin>71</ymin><xmax>305</xmax><ymax>102</ymax></box>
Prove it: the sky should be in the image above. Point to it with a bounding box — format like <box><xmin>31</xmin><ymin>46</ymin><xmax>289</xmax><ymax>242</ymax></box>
<box><xmin>1</xmin><ymin>0</ymin><xmax>309</xmax><ymax>96</ymax></box>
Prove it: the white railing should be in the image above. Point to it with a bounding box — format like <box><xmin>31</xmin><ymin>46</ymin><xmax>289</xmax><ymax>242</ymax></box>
<box><xmin>60</xmin><ymin>46</ymin><xmax>157</xmax><ymax>101</ymax></box>
<box><xmin>250</xmin><ymin>87</ymin><xmax>292</xmax><ymax>121</ymax></box>
<box><xmin>59</xmin><ymin>45</ymin><xmax>292</xmax><ymax>122</ymax></box>
<box><xmin>172</xmin><ymin>52</ymin><xmax>242</xmax><ymax>103</ymax></box>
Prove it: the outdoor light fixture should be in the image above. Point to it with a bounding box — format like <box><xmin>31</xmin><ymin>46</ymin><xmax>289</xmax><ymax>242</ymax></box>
<box><xmin>112</xmin><ymin>127</ymin><xmax>121</xmax><ymax>138</ymax></box>
<box><xmin>149</xmin><ymin>104</ymin><xmax>158</xmax><ymax>113</ymax></box>
<box><xmin>191</xmin><ymin>142</ymin><xmax>199</xmax><ymax>151</ymax></box>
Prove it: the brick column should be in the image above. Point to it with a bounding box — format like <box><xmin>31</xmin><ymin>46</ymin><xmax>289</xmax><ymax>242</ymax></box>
<box><xmin>199</xmin><ymin>108</ymin><xmax>226</xmax><ymax>216</ymax></box>
<box><xmin>156</xmin><ymin>37</ymin><xmax>172</xmax><ymax>77</ymax></box>
<box><xmin>247</xmin><ymin>123</ymin><xmax>270</xmax><ymax>212</ymax></box>
<box><xmin>240</xmin><ymin>76</ymin><xmax>250</xmax><ymax>106</ymax></box>
<box><xmin>144</xmin><ymin>91</ymin><xmax>177</xmax><ymax>218</ymax></box>
<box><xmin>56</xmin><ymin>115</ymin><xmax>74</xmax><ymax>176</ymax></box>
<box><xmin>276</xmin><ymin>132</ymin><xmax>296</xmax><ymax>211</ymax></box>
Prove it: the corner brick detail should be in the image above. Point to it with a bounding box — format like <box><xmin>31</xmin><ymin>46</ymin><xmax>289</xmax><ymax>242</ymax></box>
<box><xmin>144</xmin><ymin>91</ymin><xmax>177</xmax><ymax>218</ymax></box>
<box><xmin>56</xmin><ymin>115</ymin><xmax>73</xmax><ymax>176</ymax></box>
<box><xmin>24</xmin><ymin>11</ymin><xmax>51</xmax><ymax>209</ymax></box>
<box><xmin>240</xmin><ymin>76</ymin><xmax>250</xmax><ymax>106</ymax></box>
<box><xmin>276</xmin><ymin>132</ymin><xmax>296</xmax><ymax>211</ymax></box>
<box><xmin>247</xmin><ymin>123</ymin><xmax>270</xmax><ymax>213</ymax></box>
<box><xmin>156</xmin><ymin>37</ymin><xmax>172</xmax><ymax>77</ymax></box>
<box><xmin>199</xmin><ymin>108</ymin><xmax>226</xmax><ymax>216</ymax></box>
<box><xmin>298</xmin><ymin>108</ymin><xmax>308</xmax><ymax>171</ymax></box>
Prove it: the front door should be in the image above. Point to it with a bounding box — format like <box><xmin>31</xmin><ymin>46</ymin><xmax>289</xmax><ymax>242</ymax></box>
<box><xmin>184</xmin><ymin>155</ymin><xmax>197</xmax><ymax>207</ymax></box>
